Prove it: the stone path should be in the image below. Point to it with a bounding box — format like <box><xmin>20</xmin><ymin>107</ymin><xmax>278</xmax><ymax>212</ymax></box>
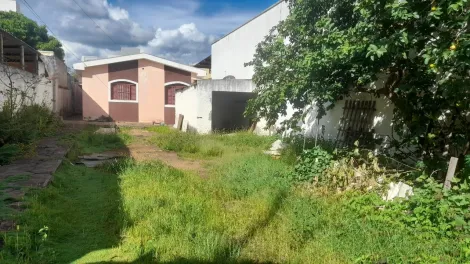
<box><xmin>0</xmin><ymin>138</ymin><xmax>68</xmax><ymax>231</ymax></box>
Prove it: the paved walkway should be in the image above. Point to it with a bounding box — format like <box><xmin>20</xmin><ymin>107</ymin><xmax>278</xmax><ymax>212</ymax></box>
<box><xmin>0</xmin><ymin>138</ymin><xmax>68</xmax><ymax>231</ymax></box>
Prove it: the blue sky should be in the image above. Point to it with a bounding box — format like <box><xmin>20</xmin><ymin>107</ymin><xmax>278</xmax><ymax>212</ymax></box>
<box><xmin>19</xmin><ymin>0</ymin><xmax>279</xmax><ymax>66</ymax></box>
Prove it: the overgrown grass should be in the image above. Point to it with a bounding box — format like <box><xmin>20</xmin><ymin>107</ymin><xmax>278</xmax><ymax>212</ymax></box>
<box><xmin>62</xmin><ymin>126</ymin><xmax>132</xmax><ymax>159</ymax></box>
<box><xmin>147</xmin><ymin>126</ymin><xmax>276</xmax><ymax>159</ymax></box>
<box><xmin>0</xmin><ymin>163</ymin><xmax>123</xmax><ymax>264</ymax></box>
<box><xmin>0</xmin><ymin>104</ymin><xmax>62</xmax><ymax>165</ymax></box>
<box><xmin>0</xmin><ymin>128</ymin><xmax>461</xmax><ymax>263</ymax></box>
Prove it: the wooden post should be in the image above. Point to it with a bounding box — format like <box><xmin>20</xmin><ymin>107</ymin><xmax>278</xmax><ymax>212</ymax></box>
<box><xmin>444</xmin><ymin>157</ymin><xmax>458</xmax><ymax>190</ymax></box>
<box><xmin>177</xmin><ymin>114</ymin><xmax>184</xmax><ymax>131</ymax></box>
<box><xmin>0</xmin><ymin>33</ymin><xmax>3</xmax><ymax>63</ymax></box>
<box><xmin>20</xmin><ymin>45</ymin><xmax>25</xmax><ymax>70</ymax></box>
<box><xmin>34</xmin><ymin>53</ymin><xmax>38</xmax><ymax>74</ymax></box>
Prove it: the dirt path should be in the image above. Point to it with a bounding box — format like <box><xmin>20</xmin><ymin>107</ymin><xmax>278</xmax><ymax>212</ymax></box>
<box><xmin>120</xmin><ymin>129</ymin><xmax>208</xmax><ymax>176</ymax></box>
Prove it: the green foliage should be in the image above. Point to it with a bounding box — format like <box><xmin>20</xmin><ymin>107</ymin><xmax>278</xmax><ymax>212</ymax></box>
<box><xmin>62</xmin><ymin>126</ymin><xmax>132</xmax><ymax>157</ymax></box>
<box><xmin>0</xmin><ymin>144</ymin><xmax>20</xmax><ymax>164</ymax></box>
<box><xmin>349</xmin><ymin>174</ymin><xmax>470</xmax><ymax>261</ymax></box>
<box><xmin>402</xmin><ymin>176</ymin><xmax>470</xmax><ymax>239</ymax></box>
<box><xmin>214</xmin><ymin>153</ymin><xmax>291</xmax><ymax>199</ymax></box>
<box><xmin>0</xmin><ymin>11</ymin><xmax>64</xmax><ymax>60</ymax></box>
<box><xmin>0</xmin><ymin>104</ymin><xmax>61</xmax><ymax>164</ymax></box>
<box><xmin>148</xmin><ymin>127</ymin><xmax>275</xmax><ymax>159</ymax></box>
<box><xmin>1</xmin><ymin>129</ymin><xmax>462</xmax><ymax>263</ymax></box>
<box><xmin>292</xmin><ymin>147</ymin><xmax>333</xmax><ymax>182</ymax></box>
<box><xmin>247</xmin><ymin>0</ymin><xmax>470</xmax><ymax>168</ymax></box>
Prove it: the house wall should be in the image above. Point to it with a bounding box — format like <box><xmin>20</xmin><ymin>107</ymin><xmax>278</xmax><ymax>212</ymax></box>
<box><xmin>81</xmin><ymin>59</ymin><xmax>194</xmax><ymax>123</ymax></box>
<box><xmin>139</xmin><ymin>59</ymin><xmax>165</xmax><ymax>123</ymax></box>
<box><xmin>165</xmin><ymin>66</ymin><xmax>191</xmax><ymax>84</ymax></box>
<box><xmin>82</xmin><ymin>64</ymin><xmax>109</xmax><ymax>120</ymax></box>
<box><xmin>211</xmin><ymin>1</ymin><xmax>289</xmax><ymax>79</ymax></box>
<box><xmin>109</xmin><ymin>60</ymin><xmax>139</xmax><ymax>83</ymax></box>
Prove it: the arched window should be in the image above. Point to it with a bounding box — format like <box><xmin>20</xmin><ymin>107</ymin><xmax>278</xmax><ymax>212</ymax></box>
<box><xmin>109</xmin><ymin>80</ymin><xmax>138</xmax><ymax>102</ymax></box>
<box><xmin>165</xmin><ymin>82</ymin><xmax>189</xmax><ymax>105</ymax></box>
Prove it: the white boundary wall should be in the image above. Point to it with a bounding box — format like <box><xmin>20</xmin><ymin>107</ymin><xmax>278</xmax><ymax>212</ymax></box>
<box><xmin>0</xmin><ymin>63</ymin><xmax>54</xmax><ymax>110</ymax></box>
<box><xmin>175</xmin><ymin>80</ymin><xmax>395</xmax><ymax>144</ymax></box>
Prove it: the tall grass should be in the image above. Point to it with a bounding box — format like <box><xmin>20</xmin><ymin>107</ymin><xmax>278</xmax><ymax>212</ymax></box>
<box><xmin>147</xmin><ymin>126</ymin><xmax>276</xmax><ymax>159</ymax></box>
<box><xmin>1</xmin><ymin>129</ymin><xmax>460</xmax><ymax>263</ymax></box>
<box><xmin>0</xmin><ymin>104</ymin><xmax>62</xmax><ymax>164</ymax></box>
<box><xmin>62</xmin><ymin>126</ymin><xmax>132</xmax><ymax>159</ymax></box>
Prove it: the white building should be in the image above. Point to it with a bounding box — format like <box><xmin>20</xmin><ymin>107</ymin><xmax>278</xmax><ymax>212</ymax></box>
<box><xmin>177</xmin><ymin>0</ymin><xmax>395</xmax><ymax>147</ymax></box>
<box><xmin>0</xmin><ymin>0</ymin><xmax>20</xmax><ymax>13</ymax></box>
<box><xmin>212</xmin><ymin>1</ymin><xmax>289</xmax><ymax>79</ymax></box>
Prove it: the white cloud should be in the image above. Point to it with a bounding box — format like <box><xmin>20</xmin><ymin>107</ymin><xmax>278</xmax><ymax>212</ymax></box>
<box><xmin>21</xmin><ymin>0</ymin><xmax>263</xmax><ymax>66</ymax></box>
<box><xmin>105</xmin><ymin>2</ymin><xmax>129</xmax><ymax>21</ymax></box>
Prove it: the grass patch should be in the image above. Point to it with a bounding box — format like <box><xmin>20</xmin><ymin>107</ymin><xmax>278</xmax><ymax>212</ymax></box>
<box><xmin>0</xmin><ymin>163</ymin><xmax>123</xmax><ymax>264</ymax></box>
<box><xmin>1</xmin><ymin>129</ymin><xmax>461</xmax><ymax>263</ymax></box>
<box><xmin>147</xmin><ymin>127</ymin><xmax>276</xmax><ymax>160</ymax></box>
<box><xmin>62</xmin><ymin>126</ymin><xmax>132</xmax><ymax>160</ymax></box>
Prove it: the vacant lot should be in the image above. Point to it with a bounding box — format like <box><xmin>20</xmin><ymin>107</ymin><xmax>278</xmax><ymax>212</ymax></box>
<box><xmin>0</xmin><ymin>127</ymin><xmax>458</xmax><ymax>263</ymax></box>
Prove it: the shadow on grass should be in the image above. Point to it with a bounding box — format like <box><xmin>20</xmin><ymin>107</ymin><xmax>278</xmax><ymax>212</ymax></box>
<box><xmin>0</xmin><ymin>125</ymin><xmax>132</xmax><ymax>263</ymax></box>
<box><xmin>4</xmin><ymin>125</ymin><xmax>288</xmax><ymax>263</ymax></box>
<box><xmin>89</xmin><ymin>251</ymin><xmax>276</xmax><ymax>264</ymax></box>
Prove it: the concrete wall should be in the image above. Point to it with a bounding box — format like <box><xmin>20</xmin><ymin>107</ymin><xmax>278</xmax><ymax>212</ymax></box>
<box><xmin>175</xmin><ymin>86</ymin><xmax>199</xmax><ymax>132</ymax></box>
<box><xmin>211</xmin><ymin>1</ymin><xmax>289</xmax><ymax>79</ymax></box>
<box><xmin>175</xmin><ymin>80</ymin><xmax>395</xmax><ymax>145</ymax></box>
<box><xmin>175</xmin><ymin>79</ymin><xmax>262</xmax><ymax>134</ymax></box>
<box><xmin>0</xmin><ymin>63</ymin><xmax>53</xmax><ymax>110</ymax></box>
<box><xmin>299</xmin><ymin>95</ymin><xmax>395</xmax><ymax>146</ymax></box>
<box><xmin>0</xmin><ymin>0</ymin><xmax>20</xmax><ymax>12</ymax></box>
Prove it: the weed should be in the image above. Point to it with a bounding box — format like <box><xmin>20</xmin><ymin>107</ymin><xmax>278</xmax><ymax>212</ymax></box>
<box><xmin>62</xmin><ymin>126</ymin><xmax>132</xmax><ymax>156</ymax></box>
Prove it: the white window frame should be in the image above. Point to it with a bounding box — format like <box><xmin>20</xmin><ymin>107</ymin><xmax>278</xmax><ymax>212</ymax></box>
<box><xmin>109</xmin><ymin>79</ymin><xmax>139</xmax><ymax>103</ymax></box>
<box><xmin>164</xmin><ymin>81</ymin><xmax>190</xmax><ymax>107</ymax></box>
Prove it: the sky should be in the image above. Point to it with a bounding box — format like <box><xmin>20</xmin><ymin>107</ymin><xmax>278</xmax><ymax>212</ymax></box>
<box><xmin>18</xmin><ymin>0</ymin><xmax>279</xmax><ymax>67</ymax></box>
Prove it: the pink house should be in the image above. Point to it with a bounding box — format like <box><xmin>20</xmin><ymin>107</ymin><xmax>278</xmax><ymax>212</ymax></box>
<box><xmin>73</xmin><ymin>53</ymin><xmax>206</xmax><ymax>125</ymax></box>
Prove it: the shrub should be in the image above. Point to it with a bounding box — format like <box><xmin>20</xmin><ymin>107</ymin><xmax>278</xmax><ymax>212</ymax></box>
<box><xmin>0</xmin><ymin>144</ymin><xmax>20</xmax><ymax>165</ymax></box>
<box><xmin>292</xmin><ymin>147</ymin><xmax>333</xmax><ymax>182</ymax></box>
<box><xmin>348</xmin><ymin>171</ymin><xmax>470</xmax><ymax>261</ymax></box>
<box><xmin>0</xmin><ymin>104</ymin><xmax>61</xmax><ymax>164</ymax></box>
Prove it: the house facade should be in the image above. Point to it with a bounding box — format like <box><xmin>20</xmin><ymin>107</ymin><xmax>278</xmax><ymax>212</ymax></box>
<box><xmin>73</xmin><ymin>53</ymin><xmax>206</xmax><ymax>124</ymax></box>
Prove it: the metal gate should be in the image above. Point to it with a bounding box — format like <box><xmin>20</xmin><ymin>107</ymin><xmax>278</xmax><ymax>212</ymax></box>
<box><xmin>335</xmin><ymin>100</ymin><xmax>376</xmax><ymax>148</ymax></box>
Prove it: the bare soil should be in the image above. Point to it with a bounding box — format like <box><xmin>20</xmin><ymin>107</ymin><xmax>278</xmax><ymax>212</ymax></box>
<box><xmin>120</xmin><ymin>129</ymin><xmax>208</xmax><ymax>176</ymax></box>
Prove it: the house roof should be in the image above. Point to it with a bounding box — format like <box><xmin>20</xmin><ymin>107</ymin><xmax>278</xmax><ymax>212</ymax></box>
<box><xmin>194</xmin><ymin>55</ymin><xmax>211</xmax><ymax>69</ymax></box>
<box><xmin>73</xmin><ymin>53</ymin><xmax>207</xmax><ymax>77</ymax></box>
<box><xmin>212</xmin><ymin>0</ymin><xmax>284</xmax><ymax>45</ymax></box>
<box><xmin>0</xmin><ymin>28</ymin><xmax>40</xmax><ymax>60</ymax></box>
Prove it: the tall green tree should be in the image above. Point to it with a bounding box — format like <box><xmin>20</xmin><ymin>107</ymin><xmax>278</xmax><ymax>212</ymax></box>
<box><xmin>0</xmin><ymin>11</ymin><xmax>64</xmax><ymax>60</ymax></box>
<box><xmin>247</xmin><ymin>0</ymin><xmax>470</xmax><ymax>167</ymax></box>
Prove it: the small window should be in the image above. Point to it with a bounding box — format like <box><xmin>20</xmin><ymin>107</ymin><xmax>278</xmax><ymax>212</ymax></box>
<box><xmin>111</xmin><ymin>82</ymin><xmax>136</xmax><ymax>101</ymax></box>
<box><xmin>165</xmin><ymin>84</ymin><xmax>187</xmax><ymax>105</ymax></box>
